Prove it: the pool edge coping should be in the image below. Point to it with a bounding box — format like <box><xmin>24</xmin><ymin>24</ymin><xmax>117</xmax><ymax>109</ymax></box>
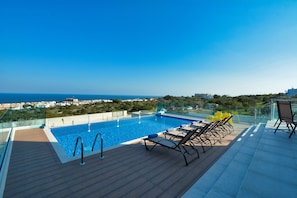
<box><xmin>44</xmin><ymin>114</ymin><xmax>203</xmax><ymax>164</ymax></box>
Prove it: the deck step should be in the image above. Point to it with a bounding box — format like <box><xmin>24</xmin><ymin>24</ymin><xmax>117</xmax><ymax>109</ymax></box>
<box><xmin>183</xmin><ymin>123</ymin><xmax>265</xmax><ymax>198</ymax></box>
<box><xmin>236</xmin><ymin>123</ymin><xmax>297</xmax><ymax>197</ymax></box>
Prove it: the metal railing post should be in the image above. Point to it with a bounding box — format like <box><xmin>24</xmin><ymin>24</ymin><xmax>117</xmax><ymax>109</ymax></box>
<box><xmin>100</xmin><ymin>134</ymin><xmax>104</xmax><ymax>159</ymax></box>
<box><xmin>254</xmin><ymin>108</ymin><xmax>257</xmax><ymax>124</ymax></box>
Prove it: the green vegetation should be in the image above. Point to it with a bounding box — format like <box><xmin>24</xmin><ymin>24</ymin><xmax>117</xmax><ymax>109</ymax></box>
<box><xmin>157</xmin><ymin>93</ymin><xmax>290</xmax><ymax>116</ymax></box>
<box><xmin>0</xmin><ymin>93</ymin><xmax>293</xmax><ymax>122</ymax></box>
<box><xmin>45</xmin><ymin>99</ymin><xmax>157</xmax><ymax>118</ymax></box>
<box><xmin>0</xmin><ymin>107</ymin><xmax>46</xmax><ymax>122</ymax></box>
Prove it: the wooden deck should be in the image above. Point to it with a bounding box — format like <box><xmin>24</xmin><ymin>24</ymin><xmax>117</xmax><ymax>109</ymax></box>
<box><xmin>3</xmin><ymin>124</ymin><xmax>248</xmax><ymax>198</ymax></box>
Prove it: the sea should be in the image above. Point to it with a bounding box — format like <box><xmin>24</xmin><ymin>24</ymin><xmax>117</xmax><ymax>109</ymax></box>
<box><xmin>0</xmin><ymin>93</ymin><xmax>161</xmax><ymax>103</ymax></box>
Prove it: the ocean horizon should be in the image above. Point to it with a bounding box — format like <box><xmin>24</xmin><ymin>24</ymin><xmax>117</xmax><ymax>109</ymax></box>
<box><xmin>0</xmin><ymin>93</ymin><xmax>161</xmax><ymax>103</ymax></box>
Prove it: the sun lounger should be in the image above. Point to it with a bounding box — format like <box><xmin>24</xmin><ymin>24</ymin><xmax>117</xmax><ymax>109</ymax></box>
<box><xmin>274</xmin><ymin>100</ymin><xmax>297</xmax><ymax>138</ymax></box>
<box><xmin>164</xmin><ymin>123</ymin><xmax>211</xmax><ymax>153</ymax></box>
<box><xmin>164</xmin><ymin>122</ymin><xmax>204</xmax><ymax>139</ymax></box>
<box><xmin>143</xmin><ymin>128</ymin><xmax>199</xmax><ymax>166</ymax></box>
<box><xmin>216</xmin><ymin>115</ymin><xmax>234</xmax><ymax>136</ymax></box>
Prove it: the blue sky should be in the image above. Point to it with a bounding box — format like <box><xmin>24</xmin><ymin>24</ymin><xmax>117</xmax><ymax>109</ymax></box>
<box><xmin>0</xmin><ymin>0</ymin><xmax>296</xmax><ymax>97</ymax></box>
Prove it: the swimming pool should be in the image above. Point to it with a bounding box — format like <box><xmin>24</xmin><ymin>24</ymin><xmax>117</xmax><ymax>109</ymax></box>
<box><xmin>50</xmin><ymin>115</ymin><xmax>195</xmax><ymax>159</ymax></box>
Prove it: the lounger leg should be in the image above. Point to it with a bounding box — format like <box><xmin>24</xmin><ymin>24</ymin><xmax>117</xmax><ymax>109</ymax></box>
<box><xmin>181</xmin><ymin>151</ymin><xmax>189</xmax><ymax>166</ymax></box>
<box><xmin>189</xmin><ymin>143</ymin><xmax>200</xmax><ymax>158</ymax></box>
<box><xmin>199</xmin><ymin>142</ymin><xmax>206</xmax><ymax>153</ymax></box>
<box><xmin>274</xmin><ymin>119</ymin><xmax>279</xmax><ymax>127</ymax></box>
<box><xmin>289</xmin><ymin>125</ymin><xmax>296</xmax><ymax>138</ymax></box>
<box><xmin>200</xmin><ymin>135</ymin><xmax>213</xmax><ymax>147</ymax></box>
<box><xmin>227</xmin><ymin>124</ymin><xmax>234</xmax><ymax>134</ymax></box>
<box><xmin>192</xmin><ymin>137</ymin><xmax>206</xmax><ymax>153</ymax></box>
<box><xmin>144</xmin><ymin>139</ymin><xmax>157</xmax><ymax>151</ymax></box>
<box><xmin>274</xmin><ymin>122</ymin><xmax>282</xmax><ymax>134</ymax></box>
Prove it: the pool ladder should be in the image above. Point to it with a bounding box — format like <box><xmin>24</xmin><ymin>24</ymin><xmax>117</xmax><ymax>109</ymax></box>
<box><xmin>92</xmin><ymin>132</ymin><xmax>104</xmax><ymax>159</ymax></box>
<box><xmin>73</xmin><ymin>133</ymin><xmax>104</xmax><ymax>166</ymax></box>
<box><xmin>73</xmin><ymin>136</ymin><xmax>85</xmax><ymax>166</ymax></box>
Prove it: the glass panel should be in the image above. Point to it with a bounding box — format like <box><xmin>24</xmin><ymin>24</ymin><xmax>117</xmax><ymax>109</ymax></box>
<box><xmin>0</xmin><ymin>109</ymin><xmax>11</xmax><ymax>171</ymax></box>
<box><xmin>157</xmin><ymin>99</ymin><xmax>297</xmax><ymax>124</ymax></box>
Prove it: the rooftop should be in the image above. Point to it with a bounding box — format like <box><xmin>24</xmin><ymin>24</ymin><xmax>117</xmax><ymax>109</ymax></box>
<box><xmin>2</xmin><ymin>120</ymin><xmax>297</xmax><ymax>197</ymax></box>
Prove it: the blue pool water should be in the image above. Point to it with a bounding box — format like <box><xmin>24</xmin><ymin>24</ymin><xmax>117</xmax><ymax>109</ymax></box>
<box><xmin>51</xmin><ymin>115</ymin><xmax>195</xmax><ymax>157</ymax></box>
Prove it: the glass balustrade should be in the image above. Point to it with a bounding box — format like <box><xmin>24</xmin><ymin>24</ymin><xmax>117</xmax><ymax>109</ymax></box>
<box><xmin>157</xmin><ymin>99</ymin><xmax>297</xmax><ymax>125</ymax></box>
<box><xmin>0</xmin><ymin>105</ymin><xmax>46</xmax><ymax>172</ymax></box>
<box><xmin>1</xmin><ymin>98</ymin><xmax>297</xmax><ymax>172</ymax></box>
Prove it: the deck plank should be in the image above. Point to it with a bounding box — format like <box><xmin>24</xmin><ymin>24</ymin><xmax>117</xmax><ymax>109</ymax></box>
<box><xmin>3</xmin><ymin>124</ymin><xmax>248</xmax><ymax>197</ymax></box>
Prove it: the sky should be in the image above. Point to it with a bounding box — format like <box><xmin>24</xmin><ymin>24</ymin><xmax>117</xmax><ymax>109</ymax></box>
<box><xmin>0</xmin><ymin>0</ymin><xmax>296</xmax><ymax>97</ymax></box>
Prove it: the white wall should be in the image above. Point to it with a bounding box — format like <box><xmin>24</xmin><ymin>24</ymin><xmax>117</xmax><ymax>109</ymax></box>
<box><xmin>46</xmin><ymin>111</ymin><xmax>128</xmax><ymax>127</ymax></box>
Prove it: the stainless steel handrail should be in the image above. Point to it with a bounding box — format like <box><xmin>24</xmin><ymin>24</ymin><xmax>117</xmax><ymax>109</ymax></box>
<box><xmin>92</xmin><ymin>133</ymin><xmax>104</xmax><ymax>159</ymax></box>
<box><xmin>73</xmin><ymin>136</ymin><xmax>85</xmax><ymax>165</ymax></box>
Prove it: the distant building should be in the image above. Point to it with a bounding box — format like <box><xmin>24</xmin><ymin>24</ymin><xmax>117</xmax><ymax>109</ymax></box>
<box><xmin>194</xmin><ymin>93</ymin><xmax>213</xmax><ymax>99</ymax></box>
<box><xmin>65</xmin><ymin>98</ymin><xmax>79</xmax><ymax>103</ymax></box>
<box><xmin>287</xmin><ymin>88</ymin><xmax>297</xmax><ymax>97</ymax></box>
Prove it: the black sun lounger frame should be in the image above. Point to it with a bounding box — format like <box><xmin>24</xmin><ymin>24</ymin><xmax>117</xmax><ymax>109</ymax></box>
<box><xmin>143</xmin><ymin>129</ymin><xmax>199</xmax><ymax>166</ymax></box>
